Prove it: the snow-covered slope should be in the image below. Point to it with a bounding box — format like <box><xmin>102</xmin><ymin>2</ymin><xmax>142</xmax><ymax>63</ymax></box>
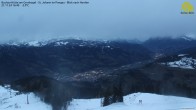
<box><xmin>0</xmin><ymin>86</ymin><xmax>52</xmax><ymax>110</ymax></box>
<box><xmin>161</xmin><ymin>56</ymin><xmax>196</xmax><ymax>69</ymax></box>
<box><xmin>68</xmin><ymin>93</ymin><xmax>196</xmax><ymax>110</ymax></box>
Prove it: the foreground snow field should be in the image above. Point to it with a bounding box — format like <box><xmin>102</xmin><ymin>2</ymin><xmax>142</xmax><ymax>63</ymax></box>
<box><xmin>68</xmin><ymin>93</ymin><xmax>196</xmax><ymax>110</ymax></box>
<box><xmin>1</xmin><ymin>85</ymin><xmax>196</xmax><ymax>110</ymax></box>
<box><xmin>0</xmin><ymin>86</ymin><xmax>52</xmax><ymax>110</ymax></box>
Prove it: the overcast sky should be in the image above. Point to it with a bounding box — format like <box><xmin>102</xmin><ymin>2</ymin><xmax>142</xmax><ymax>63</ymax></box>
<box><xmin>0</xmin><ymin>0</ymin><xmax>196</xmax><ymax>42</ymax></box>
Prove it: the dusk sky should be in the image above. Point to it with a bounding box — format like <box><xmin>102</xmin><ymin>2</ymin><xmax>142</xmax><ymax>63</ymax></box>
<box><xmin>0</xmin><ymin>0</ymin><xmax>196</xmax><ymax>42</ymax></box>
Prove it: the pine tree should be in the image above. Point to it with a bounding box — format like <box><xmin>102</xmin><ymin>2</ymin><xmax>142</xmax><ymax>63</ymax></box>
<box><xmin>112</xmin><ymin>83</ymin><xmax>123</xmax><ymax>103</ymax></box>
<box><xmin>103</xmin><ymin>95</ymin><xmax>110</xmax><ymax>106</ymax></box>
<box><xmin>118</xmin><ymin>85</ymin><xmax>123</xmax><ymax>102</ymax></box>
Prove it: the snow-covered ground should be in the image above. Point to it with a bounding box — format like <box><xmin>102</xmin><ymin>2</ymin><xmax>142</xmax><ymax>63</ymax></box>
<box><xmin>68</xmin><ymin>93</ymin><xmax>196</xmax><ymax>110</ymax></box>
<box><xmin>162</xmin><ymin>57</ymin><xmax>196</xmax><ymax>69</ymax></box>
<box><xmin>0</xmin><ymin>86</ymin><xmax>52</xmax><ymax>110</ymax></box>
<box><xmin>1</xmin><ymin>85</ymin><xmax>196</xmax><ymax>110</ymax></box>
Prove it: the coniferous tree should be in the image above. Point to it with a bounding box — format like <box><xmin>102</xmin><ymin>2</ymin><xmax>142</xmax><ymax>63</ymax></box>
<box><xmin>118</xmin><ymin>84</ymin><xmax>123</xmax><ymax>102</ymax></box>
<box><xmin>103</xmin><ymin>88</ymin><xmax>114</xmax><ymax>106</ymax></box>
<box><xmin>115</xmin><ymin>84</ymin><xmax>123</xmax><ymax>102</ymax></box>
<box><xmin>103</xmin><ymin>95</ymin><xmax>110</xmax><ymax>106</ymax></box>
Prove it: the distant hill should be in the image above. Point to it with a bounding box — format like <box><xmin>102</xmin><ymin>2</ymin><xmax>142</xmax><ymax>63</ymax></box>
<box><xmin>143</xmin><ymin>36</ymin><xmax>196</xmax><ymax>55</ymax></box>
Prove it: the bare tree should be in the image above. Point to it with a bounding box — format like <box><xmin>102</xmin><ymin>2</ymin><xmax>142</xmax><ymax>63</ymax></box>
<box><xmin>27</xmin><ymin>94</ymin><xmax>29</xmax><ymax>104</ymax></box>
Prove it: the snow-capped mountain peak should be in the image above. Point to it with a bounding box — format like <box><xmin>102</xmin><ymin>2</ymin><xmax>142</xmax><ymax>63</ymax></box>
<box><xmin>181</xmin><ymin>36</ymin><xmax>193</xmax><ymax>41</ymax></box>
<box><xmin>27</xmin><ymin>41</ymin><xmax>42</xmax><ymax>47</ymax></box>
<box><xmin>181</xmin><ymin>34</ymin><xmax>196</xmax><ymax>41</ymax></box>
<box><xmin>1</xmin><ymin>39</ymin><xmax>108</xmax><ymax>47</ymax></box>
<box><xmin>4</xmin><ymin>40</ymin><xmax>46</xmax><ymax>47</ymax></box>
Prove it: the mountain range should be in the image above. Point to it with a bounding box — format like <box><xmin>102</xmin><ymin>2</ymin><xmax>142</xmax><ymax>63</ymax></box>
<box><xmin>1</xmin><ymin>36</ymin><xmax>196</xmax><ymax>110</ymax></box>
<box><xmin>0</xmin><ymin>39</ymin><xmax>152</xmax><ymax>82</ymax></box>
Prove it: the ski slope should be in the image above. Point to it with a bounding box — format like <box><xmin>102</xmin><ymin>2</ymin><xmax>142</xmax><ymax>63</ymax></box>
<box><xmin>68</xmin><ymin>93</ymin><xmax>196</xmax><ymax>110</ymax></box>
<box><xmin>0</xmin><ymin>86</ymin><xmax>52</xmax><ymax>110</ymax></box>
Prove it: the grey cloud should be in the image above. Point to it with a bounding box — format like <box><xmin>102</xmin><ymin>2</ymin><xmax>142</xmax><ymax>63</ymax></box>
<box><xmin>0</xmin><ymin>0</ymin><xmax>196</xmax><ymax>42</ymax></box>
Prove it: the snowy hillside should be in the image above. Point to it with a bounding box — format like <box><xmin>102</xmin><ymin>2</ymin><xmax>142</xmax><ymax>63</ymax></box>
<box><xmin>68</xmin><ymin>93</ymin><xmax>196</xmax><ymax>110</ymax></box>
<box><xmin>0</xmin><ymin>86</ymin><xmax>52</xmax><ymax>110</ymax></box>
<box><xmin>161</xmin><ymin>55</ymin><xmax>196</xmax><ymax>69</ymax></box>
